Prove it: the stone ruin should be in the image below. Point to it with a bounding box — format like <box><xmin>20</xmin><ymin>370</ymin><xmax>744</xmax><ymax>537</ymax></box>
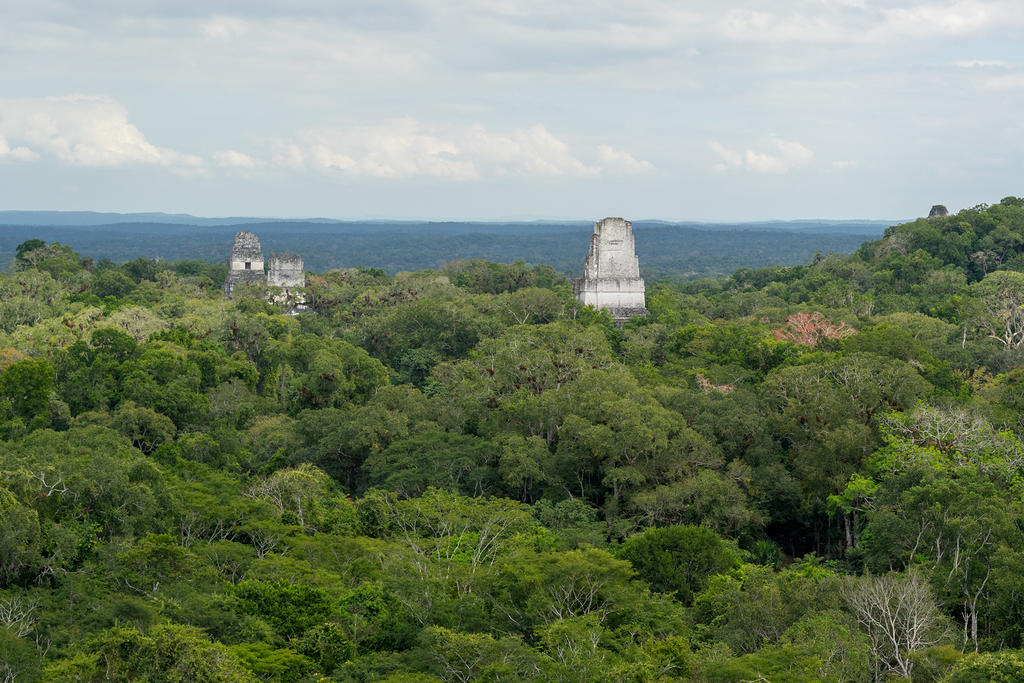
<box><xmin>223</xmin><ymin>231</ymin><xmax>306</xmax><ymax>310</ymax></box>
<box><xmin>572</xmin><ymin>217</ymin><xmax>647</xmax><ymax>324</ymax></box>
<box><xmin>928</xmin><ymin>205</ymin><xmax>949</xmax><ymax>218</ymax></box>
<box><xmin>223</xmin><ymin>230</ymin><xmax>266</xmax><ymax>296</ymax></box>
<box><xmin>268</xmin><ymin>253</ymin><xmax>304</xmax><ymax>288</ymax></box>
<box><xmin>267</xmin><ymin>253</ymin><xmax>306</xmax><ymax>309</ymax></box>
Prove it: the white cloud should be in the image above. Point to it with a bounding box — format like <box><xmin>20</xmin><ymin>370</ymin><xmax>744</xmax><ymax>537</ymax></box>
<box><xmin>0</xmin><ymin>135</ymin><xmax>38</xmax><ymax>161</ymax></box>
<box><xmin>465</xmin><ymin>124</ymin><xmax>600</xmax><ymax>177</ymax></box>
<box><xmin>201</xmin><ymin>16</ymin><xmax>249</xmax><ymax>40</ymax></box>
<box><xmin>272</xmin><ymin>119</ymin><xmax>614</xmax><ymax>179</ymax></box>
<box><xmin>954</xmin><ymin>59</ymin><xmax>1010</xmax><ymax>68</ymax></box>
<box><xmin>0</xmin><ymin>95</ymin><xmax>203</xmax><ymax>169</ymax></box>
<box><xmin>720</xmin><ymin>9</ymin><xmax>846</xmax><ymax>43</ymax></box>
<box><xmin>720</xmin><ymin>1</ymin><xmax>1019</xmax><ymax>45</ymax></box>
<box><xmin>597</xmin><ymin>145</ymin><xmax>655</xmax><ymax>174</ymax></box>
<box><xmin>832</xmin><ymin>160</ymin><xmax>858</xmax><ymax>169</ymax></box>
<box><xmin>287</xmin><ymin>118</ymin><xmax>477</xmax><ymax>179</ymax></box>
<box><xmin>876</xmin><ymin>1</ymin><xmax>997</xmax><ymax>39</ymax></box>
<box><xmin>214</xmin><ymin>149</ymin><xmax>260</xmax><ymax>168</ymax></box>
<box><xmin>710</xmin><ymin>137</ymin><xmax>813</xmax><ymax>174</ymax></box>
<box><xmin>707</xmin><ymin>142</ymin><xmax>742</xmax><ymax>171</ymax></box>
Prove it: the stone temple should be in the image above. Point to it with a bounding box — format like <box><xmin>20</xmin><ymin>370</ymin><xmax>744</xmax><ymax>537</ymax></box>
<box><xmin>573</xmin><ymin>217</ymin><xmax>647</xmax><ymax>323</ymax></box>
<box><xmin>223</xmin><ymin>231</ymin><xmax>306</xmax><ymax>309</ymax></box>
<box><xmin>223</xmin><ymin>230</ymin><xmax>266</xmax><ymax>296</ymax></box>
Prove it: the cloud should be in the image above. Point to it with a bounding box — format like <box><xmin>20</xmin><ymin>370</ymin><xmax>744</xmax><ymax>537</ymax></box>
<box><xmin>201</xmin><ymin>16</ymin><xmax>249</xmax><ymax>40</ymax></box>
<box><xmin>281</xmin><ymin>119</ymin><xmax>477</xmax><ymax>179</ymax></box>
<box><xmin>710</xmin><ymin>137</ymin><xmax>813</xmax><ymax>174</ymax></box>
<box><xmin>214</xmin><ymin>149</ymin><xmax>261</xmax><ymax>168</ymax></box>
<box><xmin>0</xmin><ymin>135</ymin><xmax>38</xmax><ymax>162</ymax></box>
<box><xmin>465</xmin><ymin>124</ymin><xmax>600</xmax><ymax>177</ymax></box>
<box><xmin>876</xmin><ymin>1</ymin><xmax>998</xmax><ymax>39</ymax></box>
<box><xmin>0</xmin><ymin>95</ymin><xmax>203</xmax><ymax>169</ymax></box>
<box><xmin>954</xmin><ymin>59</ymin><xmax>1010</xmax><ymax>68</ymax></box>
<box><xmin>720</xmin><ymin>9</ymin><xmax>846</xmax><ymax>43</ymax></box>
<box><xmin>707</xmin><ymin>142</ymin><xmax>742</xmax><ymax>171</ymax></box>
<box><xmin>720</xmin><ymin>1</ymin><xmax>1018</xmax><ymax>45</ymax></box>
<box><xmin>271</xmin><ymin>119</ymin><xmax>625</xmax><ymax>179</ymax></box>
<box><xmin>832</xmin><ymin>160</ymin><xmax>858</xmax><ymax>169</ymax></box>
<box><xmin>597</xmin><ymin>145</ymin><xmax>655</xmax><ymax>174</ymax></box>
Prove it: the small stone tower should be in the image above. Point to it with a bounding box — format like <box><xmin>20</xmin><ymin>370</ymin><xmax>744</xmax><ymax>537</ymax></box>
<box><xmin>928</xmin><ymin>205</ymin><xmax>949</xmax><ymax>218</ymax></box>
<box><xmin>223</xmin><ymin>230</ymin><xmax>266</xmax><ymax>296</ymax></box>
<box><xmin>572</xmin><ymin>217</ymin><xmax>647</xmax><ymax>323</ymax></box>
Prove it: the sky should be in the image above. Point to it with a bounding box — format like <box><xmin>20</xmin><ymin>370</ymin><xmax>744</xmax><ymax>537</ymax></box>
<box><xmin>0</xmin><ymin>0</ymin><xmax>1022</xmax><ymax>221</ymax></box>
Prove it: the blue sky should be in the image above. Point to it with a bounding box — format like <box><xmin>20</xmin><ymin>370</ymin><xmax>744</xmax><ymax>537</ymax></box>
<box><xmin>0</xmin><ymin>0</ymin><xmax>1021</xmax><ymax>220</ymax></box>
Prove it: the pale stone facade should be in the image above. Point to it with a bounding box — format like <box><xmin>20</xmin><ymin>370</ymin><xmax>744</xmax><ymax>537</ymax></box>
<box><xmin>268</xmin><ymin>253</ymin><xmax>304</xmax><ymax>290</ymax></box>
<box><xmin>573</xmin><ymin>217</ymin><xmax>647</xmax><ymax>323</ymax></box>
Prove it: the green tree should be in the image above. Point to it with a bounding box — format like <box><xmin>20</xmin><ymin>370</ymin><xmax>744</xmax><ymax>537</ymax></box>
<box><xmin>91</xmin><ymin>269</ymin><xmax>136</xmax><ymax>298</ymax></box>
<box><xmin>234</xmin><ymin>579</ymin><xmax>334</xmax><ymax>639</ymax></box>
<box><xmin>364</xmin><ymin>430</ymin><xmax>500</xmax><ymax>497</ymax></box>
<box><xmin>943</xmin><ymin>651</ymin><xmax>1024</xmax><ymax>682</ymax></box>
<box><xmin>692</xmin><ymin>560</ymin><xmax>844</xmax><ymax>654</ymax></box>
<box><xmin>50</xmin><ymin>623</ymin><xmax>256</xmax><ymax>682</ymax></box>
<box><xmin>0</xmin><ymin>487</ymin><xmax>42</xmax><ymax>587</ymax></box>
<box><xmin>0</xmin><ymin>358</ymin><xmax>55</xmax><ymax>429</ymax></box>
<box><xmin>271</xmin><ymin>334</ymin><xmax>388</xmax><ymax>411</ymax></box>
<box><xmin>618</xmin><ymin>525</ymin><xmax>738</xmax><ymax>604</ymax></box>
<box><xmin>421</xmin><ymin>625</ymin><xmax>539</xmax><ymax>682</ymax></box>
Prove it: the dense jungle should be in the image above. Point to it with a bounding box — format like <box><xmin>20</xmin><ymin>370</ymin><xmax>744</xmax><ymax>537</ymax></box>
<box><xmin>4</xmin><ymin>198</ymin><xmax>1024</xmax><ymax>681</ymax></box>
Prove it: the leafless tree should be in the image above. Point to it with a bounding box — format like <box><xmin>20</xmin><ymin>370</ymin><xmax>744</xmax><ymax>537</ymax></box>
<box><xmin>971</xmin><ymin>249</ymin><xmax>1001</xmax><ymax>276</ymax></box>
<box><xmin>245</xmin><ymin>524</ymin><xmax>287</xmax><ymax>559</ymax></box>
<box><xmin>0</xmin><ymin>593</ymin><xmax>38</xmax><ymax>638</ymax></box>
<box><xmin>843</xmin><ymin>571</ymin><xmax>948</xmax><ymax>681</ymax></box>
<box><xmin>976</xmin><ymin>271</ymin><xmax>1024</xmax><ymax>349</ymax></box>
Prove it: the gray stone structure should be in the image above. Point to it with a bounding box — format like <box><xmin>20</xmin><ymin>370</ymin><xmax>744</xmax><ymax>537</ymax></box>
<box><xmin>223</xmin><ymin>230</ymin><xmax>266</xmax><ymax>296</ymax></box>
<box><xmin>928</xmin><ymin>205</ymin><xmax>949</xmax><ymax>218</ymax></box>
<box><xmin>268</xmin><ymin>253</ymin><xmax>305</xmax><ymax>290</ymax></box>
<box><xmin>572</xmin><ymin>217</ymin><xmax>647</xmax><ymax>323</ymax></box>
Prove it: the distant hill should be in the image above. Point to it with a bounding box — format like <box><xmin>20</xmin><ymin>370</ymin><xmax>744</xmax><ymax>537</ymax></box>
<box><xmin>0</xmin><ymin>213</ymin><xmax>897</xmax><ymax>279</ymax></box>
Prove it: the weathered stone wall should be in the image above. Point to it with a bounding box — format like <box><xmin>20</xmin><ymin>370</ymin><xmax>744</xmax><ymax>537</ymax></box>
<box><xmin>268</xmin><ymin>253</ymin><xmax>305</xmax><ymax>289</ymax></box>
<box><xmin>573</xmin><ymin>217</ymin><xmax>646</xmax><ymax>323</ymax></box>
<box><xmin>582</xmin><ymin>217</ymin><xmax>641</xmax><ymax>280</ymax></box>
<box><xmin>573</xmin><ymin>276</ymin><xmax>647</xmax><ymax>312</ymax></box>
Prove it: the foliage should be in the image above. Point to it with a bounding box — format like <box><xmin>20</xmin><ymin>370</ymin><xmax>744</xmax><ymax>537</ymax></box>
<box><xmin>618</xmin><ymin>525</ymin><xmax>738</xmax><ymax>604</ymax></box>
<box><xmin>4</xmin><ymin>200</ymin><xmax>1024</xmax><ymax>677</ymax></box>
